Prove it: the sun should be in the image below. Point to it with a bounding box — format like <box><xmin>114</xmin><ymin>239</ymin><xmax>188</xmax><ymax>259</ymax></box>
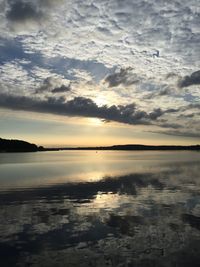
<box><xmin>88</xmin><ymin>118</ymin><xmax>104</xmax><ymax>126</ymax></box>
<box><xmin>93</xmin><ymin>95</ymin><xmax>108</xmax><ymax>107</ymax></box>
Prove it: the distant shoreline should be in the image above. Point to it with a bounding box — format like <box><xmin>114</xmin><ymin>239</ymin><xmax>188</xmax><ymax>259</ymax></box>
<box><xmin>44</xmin><ymin>144</ymin><xmax>200</xmax><ymax>152</ymax></box>
<box><xmin>1</xmin><ymin>138</ymin><xmax>199</xmax><ymax>153</ymax></box>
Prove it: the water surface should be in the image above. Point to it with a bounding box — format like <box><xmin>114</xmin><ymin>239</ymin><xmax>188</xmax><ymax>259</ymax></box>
<box><xmin>0</xmin><ymin>151</ymin><xmax>200</xmax><ymax>267</ymax></box>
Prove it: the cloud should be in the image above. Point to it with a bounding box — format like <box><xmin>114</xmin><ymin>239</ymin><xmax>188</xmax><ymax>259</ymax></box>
<box><xmin>1</xmin><ymin>0</ymin><xmax>199</xmax><ymax>72</ymax></box>
<box><xmin>0</xmin><ymin>0</ymin><xmax>199</xmax><ymax>141</ymax></box>
<box><xmin>0</xmin><ymin>93</ymin><xmax>168</xmax><ymax>126</ymax></box>
<box><xmin>190</xmin><ymin>104</ymin><xmax>200</xmax><ymax>110</ymax></box>
<box><xmin>6</xmin><ymin>1</ymin><xmax>42</xmax><ymax>22</ymax></box>
<box><xmin>157</xmin><ymin>87</ymin><xmax>173</xmax><ymax>96</ymax></box>
<box><xmin>178</xmin><ymin>70</ymin><xmax>200</xmax><ymax>88</ymax></box>
<box><xmin>104</xmin><ymin>68</ymin><xmax>139</xmax><ymax>87</ymax></box>
<box><xmin>152</xmin><ymin>129</ymin><xmax>200</xmax><ymax>138</ymax></box>
<box><xmin>145</xmin><ymin>87</ymin><xmax>174</xmax><ymax>99</ymax></box>
<box><xmin>156</xmin><ymin>122</ymin><xmax>183</xmax><ymax>130</ymax></box>
<box><xmin>35</xmin><ymin>77</ymin><xmax>55</xmax><ymax>93</ymax></box>
<box><xmin>51</xmin><ymin>84</ymin><xmax>71</xmax><ymax>93</ymax></box>
<box><xmin>4</xmin><ymin>0</ymin><xmax>64</xmax><ymax>31</ymax></box>
<box><xmin>179</xmin><ymin>113</ymin><xmax>196</xmax><ymax>118</ymax></box>
<box><xmin>35</xmin><ymin>77</ymin><xmax>71</xmax><ymax>94</ymax></box>
<box><xmin>182</xmin><ymin>103</ymin><xmax>200</xmax><ymax>111</ymax></box>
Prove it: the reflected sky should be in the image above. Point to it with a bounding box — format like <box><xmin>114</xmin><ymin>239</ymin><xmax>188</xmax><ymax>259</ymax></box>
<box><xmin>0</xmin><ymin>151</ymin><xmax>200</xmax><ymax>267</ymax></box>
<box><xmin>0</xmin><ymin>150</ymin><xmax>199</xmax><ymax>190</ymax></box>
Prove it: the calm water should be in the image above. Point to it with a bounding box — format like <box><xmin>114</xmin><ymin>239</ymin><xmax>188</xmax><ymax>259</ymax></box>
<box><xmin>0</xmin><ymin>150</ymin><xmax>200</xmax><ymax>267</ymax></box>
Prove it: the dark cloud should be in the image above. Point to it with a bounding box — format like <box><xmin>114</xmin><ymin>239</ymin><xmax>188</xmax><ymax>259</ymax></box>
<box><xmin>6</xmin><ymin>0</ymin><xmax>41</xmax><ymax>22</ymax></box>
<box><xmin>182</xmin><ymin>214</ymin><xmax>200</xmax><ymax>231</ymax></box>
<box><xmin>178</xmin><ymin>70</ymin><xmax>200</xmax><ymax>88</ymax></box>
<box><xmin>0</xmin><ymin>93</ymin><xmax>168</xmax><ymax>126</ymax></box>
<box><xmin>51</xmin><ymin>84</ymin><xmax>71</xmax><ymax>93</ymax></box>
<box><xmin>35</xmin><ymin>77</ymin><xmax>71</xmax><ymax>94</ymax></box>
<box><xmin>148</xmin><ymin>108</ymin><xmax>163</xmax><ymax>120</ymax></box>
<box><xmin>105</xmin><ymin>68</ymin><xmax>139</xmax><ymax>87</ymax></box>
<box><xmin>35</xmin><ymin>77</ymin><xmax>54</xmax><ymax>93</ymax></box>
<box><xmin>5</xmin><ymin>0</ymin><xmax>62</xmax><ymax>25</ymax></box>
<box><xmin>129</xmin><ymin>107</ymin><xmax>171</xmax><ymax>121</ymax></box>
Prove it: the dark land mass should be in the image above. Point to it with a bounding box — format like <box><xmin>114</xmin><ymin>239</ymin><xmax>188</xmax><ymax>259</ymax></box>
<box><xmin>47</xmin><ymin>144</ymin><xmax>200</xmax><ymax>151</ymax></box>
<box><xmin>1</xmin><ymin>138</ymin><xmax>200</xmax><ymax>152</ymax></box>
<box><xmin>0</xmin><ymin>138</ymin><xmax>44</xmax><ymax>152</ymax></box>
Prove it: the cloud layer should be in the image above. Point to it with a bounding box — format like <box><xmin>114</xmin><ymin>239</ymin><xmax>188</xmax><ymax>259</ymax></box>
<box><xmin>0</xmin><ymin>0</ymin><xmax>199</xmax><ymax>139</ymax></box>
<box><xmin>0</xmin><ymin>93</ymin><xmax>172</xmax><ymax>126</ymax></box>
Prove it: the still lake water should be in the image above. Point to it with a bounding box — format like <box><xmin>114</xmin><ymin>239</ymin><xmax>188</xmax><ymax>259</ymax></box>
<box><xmin>0</xmin><ymin>150</ymin><xmax>200</xmax><ymax>267</ymax></box>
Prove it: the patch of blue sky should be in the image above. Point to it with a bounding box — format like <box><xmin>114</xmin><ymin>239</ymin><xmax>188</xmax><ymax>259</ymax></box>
<box><xmin>0</xmin><ymin>37</ymin><xmax>112</xmax><ymax>83</ymax></box>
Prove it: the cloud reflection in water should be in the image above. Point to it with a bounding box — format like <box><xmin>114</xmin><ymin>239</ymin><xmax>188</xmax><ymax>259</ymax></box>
<box><xmin>0</xmin><ymin>151</ymin><xmax>200</xmax><ymax>267</ymax></box>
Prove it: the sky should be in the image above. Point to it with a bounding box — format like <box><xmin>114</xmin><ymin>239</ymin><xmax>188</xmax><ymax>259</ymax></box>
<box><xmin>0</xmin><ymin>0</ymin><xmax>199</xmax><ymax>147</ymax></box>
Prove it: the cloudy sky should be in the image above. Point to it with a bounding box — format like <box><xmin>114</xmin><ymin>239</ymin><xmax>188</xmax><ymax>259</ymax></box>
<box><xmin>0</xmin><ymin>0</ymin><xmax>199</xmax><ymax>146</ymax></box>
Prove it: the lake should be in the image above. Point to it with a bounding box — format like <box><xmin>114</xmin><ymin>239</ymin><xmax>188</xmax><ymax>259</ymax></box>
<box><xmin>0</xmin><ymin>150</ymin><xmax>200</xmax><ymax>267</ymax></box>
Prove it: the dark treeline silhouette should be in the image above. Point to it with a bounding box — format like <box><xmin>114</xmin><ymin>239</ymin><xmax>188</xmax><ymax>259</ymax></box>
<box><xmin>1</xmin><ymin>138</ymin><xmax>200</xmax><ymax>152</ymax></box>
<box><xmin>47</xmin><ymin>144</ymin><xmax>200</xmax><ymax>151</ymax></box>
<box><xmin>0</xmin><ymin>138</ymin><xmax>44</xmax><ymax>152</ymax></box>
